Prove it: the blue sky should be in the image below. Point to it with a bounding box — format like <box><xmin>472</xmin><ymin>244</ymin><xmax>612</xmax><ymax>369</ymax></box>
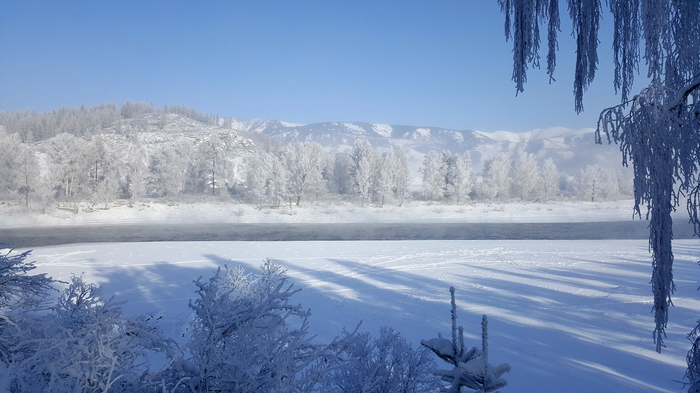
<box><xmin>0</xmin><ymin>1</ymin><xmax>647</xmax><ymax>133</ymax></box>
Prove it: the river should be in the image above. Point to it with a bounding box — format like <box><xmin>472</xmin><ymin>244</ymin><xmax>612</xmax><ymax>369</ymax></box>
<box><xmin>1</xmin><ymin>220</ymin><xmax>697</xmax><ymax>248</ymax></box>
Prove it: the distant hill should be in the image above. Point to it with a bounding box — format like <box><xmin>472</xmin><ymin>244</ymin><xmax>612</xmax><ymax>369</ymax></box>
<box><xmin>228</xmin><ymin>119</ymin><xmax>627</xmax><ymax>177</ymax></box>
<box><xmin>0</xmin><ymin>102</ymin><xmax>627</xmax><ymax>179</ymax></box>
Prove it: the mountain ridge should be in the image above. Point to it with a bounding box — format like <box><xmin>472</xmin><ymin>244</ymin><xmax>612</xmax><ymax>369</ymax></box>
<box><xmin>227</xmin><ymin>118</ymin><xmax>619</xmax><ymax>176</ymax></box>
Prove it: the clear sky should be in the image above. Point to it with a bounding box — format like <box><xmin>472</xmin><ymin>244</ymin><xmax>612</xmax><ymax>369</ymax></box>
<box><xmin>0</xmin><ymin>1</ymin><xmax>648</xmax><ymax>133</ymax></box>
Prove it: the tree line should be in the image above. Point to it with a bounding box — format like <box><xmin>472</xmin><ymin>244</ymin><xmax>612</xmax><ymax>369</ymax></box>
<box><xmin>0</xmin><ymin>123</ymin><xmax>632</xmax><ymax>209</ymax></box>
<box><xmin>422</xmin><ymin>151</ymin><xmax>631</xmax><ymax>203</ymax></box>
<box><xmin>0</xmin><ymin>102</ymin><xmax>232</xmax><ymax>143</ymax></box>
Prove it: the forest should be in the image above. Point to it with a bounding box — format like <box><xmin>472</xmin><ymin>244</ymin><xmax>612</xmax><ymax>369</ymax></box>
<box><xmin>0</xmin><ymin>102</ymin><xmax>632</xmax><ymax>211</ymax></box>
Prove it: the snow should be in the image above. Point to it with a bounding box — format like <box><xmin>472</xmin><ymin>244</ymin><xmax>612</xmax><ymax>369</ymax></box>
<box><xmin>529</xmin><ymin>126</ymin><xmax>594</xmax><ymax>141</ymax></box>
<box><xmin>421</xmin><ymin>337</ymin><xmax>455</xmax><ymax>357</ymax></box>
<box><xmin>473</xmin><ymin>130</ymin><xmax>523</xmax><ymax>143</ymax></box>
<box><xmin>0</xmin><ymin>199</ymin><xmax>647</xmax><ymax>228</ymax></box>
<box><xmin>415</xmin><ymin>128</ymin><xmax>431</xmax><ymax>139</ymax></box>
<box><xmin>12</xmin><ymin>238</ymin><xmax>698</xmax><ymax>393</ymax></box>
<box><xmin>343</xmin><ymin>123</ymin><xmax>367</xmax><ymax>135</ymax></box>
<box><xmin>3</xmin><ymin>199</ymin><xmax>698</xmax><ymax>392</ymax></box>
<box><xmin>371</xmin><ymin>123</ymin><xmax>393</xmax><ymax>137</ymax></box>
<box><xmin>280</xmin><ymin>121</ymin><xmax>305</xmax><ymax>127</ymax></box>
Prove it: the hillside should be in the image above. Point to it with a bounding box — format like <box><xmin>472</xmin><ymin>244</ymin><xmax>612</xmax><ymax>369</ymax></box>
<box><xmin>227</xmin><ymin>119</ymin><xmax>627</xmax><ymax>176</ymax></box>
<box><xmin>1</xmin><ymin>104</ymin><xmax>631</xmax><ymax>193</ymax></box>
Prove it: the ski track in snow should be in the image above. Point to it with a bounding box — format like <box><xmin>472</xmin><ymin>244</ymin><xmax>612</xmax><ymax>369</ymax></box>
<box><xmin>9</xmin><ymin>239</ymin><xmax>700</xmax><ymax>393</ymax></box>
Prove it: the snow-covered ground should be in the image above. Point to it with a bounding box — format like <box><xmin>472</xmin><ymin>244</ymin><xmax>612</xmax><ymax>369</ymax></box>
<box><xmin>0</xmin><ymin>199</ymin><xmax>653</xmax><ymax>228</ymax></box>
<box><xmin>4</xmin><ymin>199</ymin><xmax>699</xmax><ymax>392</ymax></box>
<box><xmin>12</xmin><ymin>238</ymin><xmax>700</xmax><ymax>393</ymax></box>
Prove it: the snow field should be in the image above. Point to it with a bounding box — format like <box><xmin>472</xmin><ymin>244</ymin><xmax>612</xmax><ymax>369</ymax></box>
<box><xmin>17</xmin><ymin>238</ymin><xmax>700</xmax><ymax>392</ymax></box>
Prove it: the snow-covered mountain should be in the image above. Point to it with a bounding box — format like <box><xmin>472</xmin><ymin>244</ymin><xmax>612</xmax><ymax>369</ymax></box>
<box><xmin>89</xmin><ymin>113</ymin><xmax>256</xmax><ymax>158</ymax></box>
<box><xmin>229</xmin><ymin>119</ymin><xmax>626</xmax><ymax>176</ymax></box>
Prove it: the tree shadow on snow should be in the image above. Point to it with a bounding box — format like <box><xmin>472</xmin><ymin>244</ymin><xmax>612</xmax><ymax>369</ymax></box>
<box><xmin>79</xmin><ymin>243</ymin><xmax>697</xmax><ymax>393</ymax></box>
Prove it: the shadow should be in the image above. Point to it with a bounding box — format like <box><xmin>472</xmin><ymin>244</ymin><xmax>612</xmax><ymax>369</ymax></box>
<box><xmin>23</xmin><ymin>239</ymin><xmax>697</xmax><ymax>393</ymax></box>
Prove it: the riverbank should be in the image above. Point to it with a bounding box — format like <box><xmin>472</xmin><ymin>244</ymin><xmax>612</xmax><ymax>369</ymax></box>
<box><xmin>0</xmin><ymin>199</ymin><xmax>644</xmax><ymax>228</ymax></box>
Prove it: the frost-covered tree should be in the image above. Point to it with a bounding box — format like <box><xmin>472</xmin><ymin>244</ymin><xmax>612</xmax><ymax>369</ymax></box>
<box><xmin>0</xmin><ymin>247</ymin><xmax>54</xmax><ymax>389</ymax></box>
<box><xmin>15</xmin><ymin>145</ymin><xmax>41</xmax><ymax>208</ymax></box>
<box><xmin>422</xmin><ymin>151</ymin><xmax>447</xmax><ymax>201</ymax></box>
<box><xmin>321</xmin><ymin>327</ymin><xmax>440</xmax><ymax>393</ymax></box>
<box><xmin>573</xmin><ymin>165</ymin><xmax>619</xmax><ymax>201</ymax></box>
<box><xmin>540</xmin><ymin>158</ymin><xmax>560</xmax><ymax>200</ymax></box>
<box><xmin>0</xmin><ymin>130</ymin><xmax>41</xmax><ymax>207</ymax></box>
<box><xmin>189</xmin><ymin>136</ymin><xmax>234</xmax><ymax>195</ymax></box>
<box><xmin>385</xmin><ymin>146</ymin><xmax>411</xmax><ymax>206</ymax></box>
<box><xmin>0</xmin><ymin>247</ymin><xmax>53</xmax><ymax>317</ymax></box>
<box><xmin>84</xmin><ymin>136</ymin><xmax>119</xmax><ymax>206</ymax></box>
<box><xmin>159</xmin><ymin>261</ymin><xmax>358</xmax><ymax>393</ymax></box>
<box><xmin>0</xmin><ymin>130</ymin><xmax>23</xmax><ymax>199</ymax></box>
<box><xmin>116</xmin><ymin>144</ymin><xmax>148</xmax><ymax>199</ymax></box>
<box><xmin>421</xmin><ymin>287</ymin><xmax>510</xmax><ymax>393</ymax></box>
<box><xmin>212</xmin><ymin>139</ymin><xmax>233</xmax><ymax>195</ymax></box>
<box><xmin>374</xmin><ymin>154</ymin><xmax>393</xmax><ymax>207</ymax></box>
<box><xmin>120</xmin><ymin>101</ymin><xmax>155</xmax><ymax>119</ymax></box>
<box><xmin>45</xmin><ymin>133</ymin><xmax>92</xmax><ymax>200</ymax></box>
<box><xmin>444</xmin><ymin>152</ymin><xmax>476</xmax><ymax>204</ymax></box>
<box><xmin>351</xmin><ymin>140</ymin><xmax>378</xmax><ymax>207</ymax></box>
<box><xmin>8</xmin><ymin>276</ymin><xmax>173</xmax><ymax>393</ymax></box>
<box><xmin>267</xmin><ymin>154</ymin><xmax>289</xmax><ymax>207</ymax></box>
<box><xmin>284</xmin><ymin>142</ymin><xmax>326</xmax><ymax>206</ymax></box>
<box><xmin>499</xmin><ymin>0</ymin><xmax>700</xmax><ymax>357</ymax></box>
<box><xmin>329</xmin><ymin>151</ymin><xmax>354</xmax><ymax>196</ymax></box>
<box><xmin>511</xmin><ymin>152</ymin><xmax>540</xmax><ymax>201</ymax></box>
<box><xmin>148</xmin><ymin>141</ymin><xmax>192</xmax><ymax>197</ymax></box>
<box><xmin>244</xmin><ymin>152</ymin><xmax>273</xmax><ymax>206</ymax></box>
<box><xmin>481</xmin><ymin>153</ymin><xmax>512</xmax><ymax>200</ymax></box>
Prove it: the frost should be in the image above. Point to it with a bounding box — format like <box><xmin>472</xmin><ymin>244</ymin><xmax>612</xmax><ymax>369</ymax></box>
<box><xmin>421</xmin><ymin>337</ymin><xmax>455</xmax><ymax>358</ymax></box>
<box><xmin>422</xmin><ymin>287</ymin><xmax>510</xmax><ymax>392</ymax></box>
<box><xmin>343</xmin><ymin>123</ymin><xmax>367</xmax><ymax>135</ymax></box>
<box><xmin>414</xmin><ymin>128</ymin><xmax>432</xmax><ymax>139</ymax></box>
<box><xmin>371</xmin><ymin>123</ymin><xmax>393</xmax><ymax>137</ymax></box>
<box><xmin>501</xmin><ymin>0</ymin><xmax>700</xmax><ymax>360</ymax></box>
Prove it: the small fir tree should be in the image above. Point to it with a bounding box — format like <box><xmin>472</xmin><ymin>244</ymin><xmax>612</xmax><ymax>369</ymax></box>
<box><xmin>421</xmin><ymin>287</ymin><xmax>510</xmax><ymax>393</ymax></box>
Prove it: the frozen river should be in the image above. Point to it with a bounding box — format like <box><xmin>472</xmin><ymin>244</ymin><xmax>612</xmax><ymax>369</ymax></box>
<box><xmin>1</xmin><ymin>220</ymin><xmax>696</xmax><ymax>247</ymax></box>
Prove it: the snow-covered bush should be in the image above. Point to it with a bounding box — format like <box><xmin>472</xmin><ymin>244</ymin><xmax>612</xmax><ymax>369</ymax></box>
<box><xmin>0</xmin><ymin>245</ymin><xmax>54</xmax><ymax>315</ymax></box>
<box><xmin>321</xmin><ymin>326</ymin><xmax>440</xmax><ymax>393</ymax></box>
<box><xmin>421</xmin><ymin>287</ymin><xmax>510</xmax><ymax>393</ymax></box>
<box><xmin>6</xmin><ymin>275</ymin><xmax>174</xmax><ymax>393</ymax></box>
<box><xmin>685</xmin><ymin>322</ymin><xmax>700</xmax><ymax>392</ymax></box>
<box><xmin>153</xmin><ymin>260</ymin><xmax>359</xmax><ymax>393</ymax></box>
<box><xmin>0</xmin><ymin>245</ymin><xmax>55</xmax><ymax>390</ymax></box>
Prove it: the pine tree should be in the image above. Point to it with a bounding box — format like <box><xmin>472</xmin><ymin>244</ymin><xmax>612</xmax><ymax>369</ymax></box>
<box><xmin>421</xmin><ymin>287</ymin><xmax>510</xmax><ymax>393</ymax></box>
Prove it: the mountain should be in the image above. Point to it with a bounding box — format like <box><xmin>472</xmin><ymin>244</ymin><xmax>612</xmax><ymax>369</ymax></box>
<box><xmin>229</xmin><ymin>120</ymin><xmax>627</xmax><ymax>176</ymax></box>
